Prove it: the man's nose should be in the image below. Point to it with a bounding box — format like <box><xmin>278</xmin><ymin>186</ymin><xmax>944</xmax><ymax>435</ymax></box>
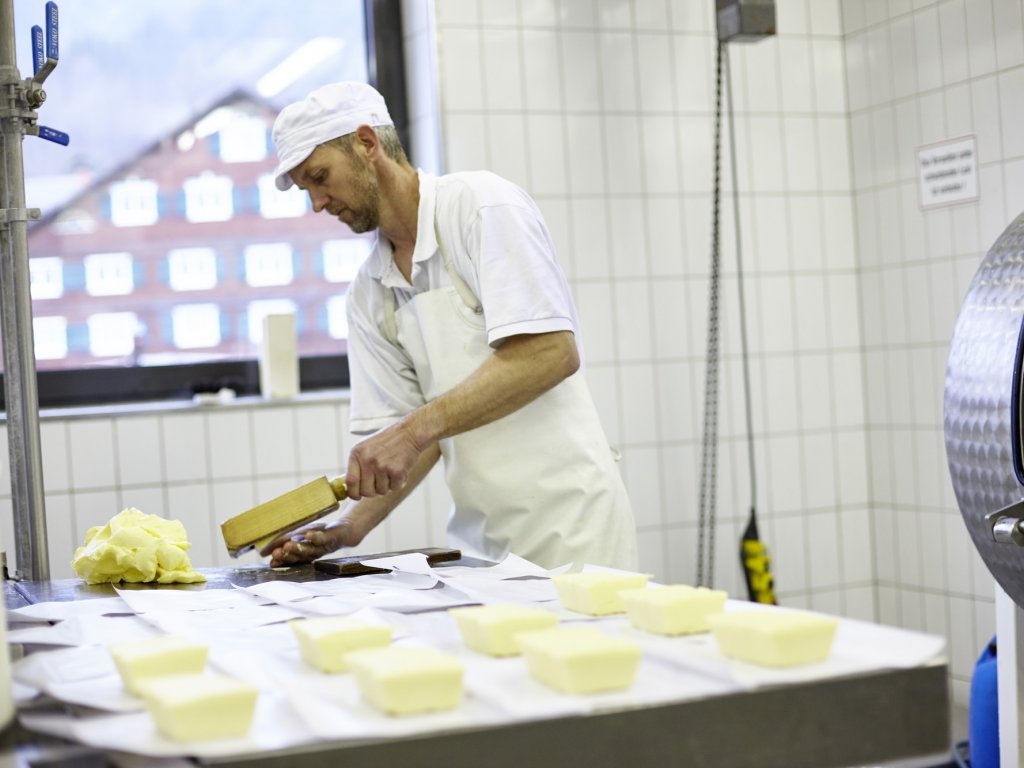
<box><xmin>310</xmin><ymin>191</ymin><xmax>328</xmax><ymax>212</ymax></box>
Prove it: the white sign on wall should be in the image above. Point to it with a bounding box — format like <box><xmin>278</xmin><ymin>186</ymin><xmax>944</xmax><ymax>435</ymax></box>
<box><xmin>917</xmin><ymin>135</ymin><xmax>979</xmax><ymax>209</ymax></box>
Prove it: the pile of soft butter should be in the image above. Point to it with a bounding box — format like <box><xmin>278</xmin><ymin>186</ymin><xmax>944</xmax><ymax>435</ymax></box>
<box><xmin>72</xmin><ymin>507</ymin><xmax>205</xmax><ymax>585</ymax></box>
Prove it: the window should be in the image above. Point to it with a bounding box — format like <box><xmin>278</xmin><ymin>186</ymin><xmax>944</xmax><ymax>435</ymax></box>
<box><xmin>244</xmin><ymin>242</ymin><xmax>293</xmax><ymax>287</ymax></box>
<box><xmin>172</xmin><ymin>304</ymin><xmax>221</xmax><ymax>348</ymax></box>
<box><xmin>218</xmin><ymin>114</ymin><xmax>268</xmax><ymax>163</ymax></box>
<box><xmin>183</xmin><ymin>172</ymin><xmax>234</xmax><ymax>223</ymax></box>
<box><xmin>258</xmin><ymin>174</ymin><xmax>307</xmax><ymax>219</ymax></box>
<box><xmin>87</xmin><ymin>312</ymin><xmax>139</xmax><ymax>357</ymax></box>
<box><xmin>33</xmin><ymin>316</ymin><xmax>67</xmax><ymax>360</ymax></box>
<box><xmin>16</xmin><ymin>0</ymin><xmax>405</xmax><ymax>406</ymax></box>
<box><xmin>109</xmin><ymin>178</ymin><xmax>159</xmax><ymax>227</ymax></box>
<box><xmin>168</xmin><ymin>247</ymin><xmax>218</xmax><ymax>291</ymax></box>
<box><xmin>322</xmin><ymin>238</ymin><xmax>371</xmax><ymax>282</ymax></box>
<box><xmin>29</xmin><ymin>257</ymin><xmax>63</xmax><ymax>299</ymax></box>
<box><xmin>247</xmin><ymin>299</ymin><xmax>297</xmax><ymax>343</ymax></box>
<box><xmin>84</xmin><ymin>252</ymin><xmax>134</xmax><ymax>296</ymax></box>
<box><xmin>326</xmin><ymin>295</ymin><xmax>348</xmax><ymax>339</ymax></box>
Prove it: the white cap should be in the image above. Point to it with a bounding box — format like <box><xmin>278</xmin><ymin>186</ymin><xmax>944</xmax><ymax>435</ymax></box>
<box><xmin>271</xmin><ymin>81</ymin><xmax>393</xmax><ymax>191</ymax></box>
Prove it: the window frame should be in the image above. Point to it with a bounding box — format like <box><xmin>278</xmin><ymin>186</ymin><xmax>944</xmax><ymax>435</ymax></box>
<box><xmin>11</xmin><ymin>0</ymin><xmax>407</xmax><ymax>409</ymax></box>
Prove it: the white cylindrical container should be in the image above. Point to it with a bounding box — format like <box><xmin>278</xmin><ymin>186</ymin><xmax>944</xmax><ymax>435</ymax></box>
<box><xmin>259</xmin><ymin>312</ymin><xmax>299</xmax><ymax>399</ymax></box>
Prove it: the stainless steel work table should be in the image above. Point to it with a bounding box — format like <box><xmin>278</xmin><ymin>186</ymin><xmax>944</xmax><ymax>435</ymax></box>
<box><xmin>3</xmin><ymin>566</ymin><xmax>952</xmax><ymax>768</ymax></box>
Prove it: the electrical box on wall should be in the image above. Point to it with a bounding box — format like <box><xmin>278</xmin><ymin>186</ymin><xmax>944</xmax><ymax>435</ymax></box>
<box><xmin>716</xmin><ymin>0</ymin><xmax>776</xmax><ymax>42</ymax></box>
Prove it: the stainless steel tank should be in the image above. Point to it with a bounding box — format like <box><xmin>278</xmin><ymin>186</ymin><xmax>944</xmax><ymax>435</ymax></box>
<box><xmin>945</xmin><ymin>210</ymin><xmax>1024</xmax><ymax>608</ymax></box>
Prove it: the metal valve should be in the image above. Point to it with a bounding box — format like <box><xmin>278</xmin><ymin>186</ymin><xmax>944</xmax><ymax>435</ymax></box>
<box><xmin>24</xmin><ymin>1</ymin><xmax>67</xmax><ymax>146</ymax></box>
<box><xmin>986</xmin><ymin>501</ymin><xmax>1024</xmax><ymax>546</ymax></box>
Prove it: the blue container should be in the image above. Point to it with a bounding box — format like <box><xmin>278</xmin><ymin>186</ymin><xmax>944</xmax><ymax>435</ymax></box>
<box><xmin>968</xmin><ymin>637</ymin><xmax>999</xmax><ymax>768</ymax></box>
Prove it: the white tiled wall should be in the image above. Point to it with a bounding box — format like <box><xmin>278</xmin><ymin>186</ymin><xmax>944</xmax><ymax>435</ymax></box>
<box><xmin>842</xmin><ymin>0</ymin><xmax>1023</xmax><ymax>704</ymax></box>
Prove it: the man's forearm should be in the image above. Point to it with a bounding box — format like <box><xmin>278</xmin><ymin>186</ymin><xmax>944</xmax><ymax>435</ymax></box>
<box><xmin>346</xmin><ymin>330</ymin><xmax>579</xmax><ymax>499</ymax></box>
<box><xmin>404</xmin><ymin>330</ymin><xmax>579</xmax><ymax>447</ymax></box>
<box><xmin>344</xmin><ymin>442</ymin><xmax>442</xmax><ymax>540</ymax></box>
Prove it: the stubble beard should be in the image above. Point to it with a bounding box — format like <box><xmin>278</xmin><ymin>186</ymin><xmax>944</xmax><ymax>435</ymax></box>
<box><xmin>344</xmin><ymin>163</ymin><xmax>382</xmax><ymax>234</ymax></box>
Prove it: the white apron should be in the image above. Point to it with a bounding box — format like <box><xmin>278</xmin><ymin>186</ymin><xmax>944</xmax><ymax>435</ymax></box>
<box><xmin>382</xmin><ymin>229</ymin><xmax>639</xmax><ymax>570</ymax></box>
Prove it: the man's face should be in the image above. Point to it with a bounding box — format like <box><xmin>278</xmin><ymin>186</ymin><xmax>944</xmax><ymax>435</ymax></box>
<box><xmin>291</xmin><ymin>141</ymin><xmax>380</xmax><ymax>233</ymax></box>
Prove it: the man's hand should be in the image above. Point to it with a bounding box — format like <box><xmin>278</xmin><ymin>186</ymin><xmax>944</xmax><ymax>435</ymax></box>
<box><xmin>260</xmin><ymin>445</ymin><xmax>444</xmax><ymax>567</ymax></box>
<box><xmin>260</xmin><ymin>518</ymin><xmax>360</xmax><ymax>567</ymax></box>
<box><xmin>346</xmin><ymin>418</ymin><xmax>424</xmax><ymax>500</ymax></box>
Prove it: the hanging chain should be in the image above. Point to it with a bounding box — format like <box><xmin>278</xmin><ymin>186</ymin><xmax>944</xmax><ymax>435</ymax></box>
<box><xmin>697</xmin><ymin>41</ymin><xmax>724</xmax><ymax>589</ymax></box>
<box><xmin>723</xmin><ymin>46</ymin><xmax>757</xmax><ymax>516</ymax></box>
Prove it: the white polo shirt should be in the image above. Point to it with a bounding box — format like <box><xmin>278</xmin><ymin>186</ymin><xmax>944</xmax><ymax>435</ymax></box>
<box><xmin>346</xmin><ymin>171</ymin><xmax>580</xmax><ymax>435</ymax></box>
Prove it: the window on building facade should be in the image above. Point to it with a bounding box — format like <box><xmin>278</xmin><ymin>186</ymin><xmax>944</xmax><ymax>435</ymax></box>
<box><xmin>183</xmin><ymin>172</ymin><xmax>234</xmax><ymax>223</ymax></box>
<box><xmin>109</xmin><ymin>178</ymin><xmax>160</xmax><ymax>228</ymax></box>
<box><xmin>29</xmin><ymin>257</ymin><xmax>63</xmax><ymax>300</ymax></box>
<box><xmin>258</xmin><ymin>174</ymin><xmax>308</xmax><ymax>219</ymax></box>
<box><xmin>168</xmin><ymin>247</ymin><xmax>218</xmax><ymax>291</ymax></box>
<box><xmin>87</xmin><ymin>312</ymin><xmax>139</xmax><ymax>357</ymax></box>
<box><xmin>84</xmin><ymin>252</ymin><xmax>134</xmax><ymax>296</ymax></box>
<box><xmin>33</xmin><ymin>316</ymin><xmax>67</xmax><ymax>360</ymax></box>
<box><xmin>172</xmin><ymin>303</ymin><xmax>221</xmax><ymax>348</ymax></box>
<box><xmin>322</xmin><ymin>238</ymin><xmax>371</xmax><ymax>282</ymax></box>
<box><xmin>244</xmin><ymin>242</ymin><xmax>293</xmax><ymax>287</ymax></box>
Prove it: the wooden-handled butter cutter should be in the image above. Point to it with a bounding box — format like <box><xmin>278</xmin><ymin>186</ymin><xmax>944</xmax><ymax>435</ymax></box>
<box><xmin>221</xmin><ymin>476</ymin><xmax>347</xmax><ymax>557</ymax></box>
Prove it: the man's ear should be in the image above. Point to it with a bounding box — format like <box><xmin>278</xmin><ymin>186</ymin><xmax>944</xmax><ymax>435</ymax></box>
<box><xmin>354</xmin><ymin>124</ymin><xmax>380</xmax><ymax>160</ymax></box>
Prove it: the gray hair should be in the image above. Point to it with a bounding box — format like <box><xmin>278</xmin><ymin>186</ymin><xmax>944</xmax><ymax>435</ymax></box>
<box><xmin>328</xmin><ymin>125</ymin><xmax>408</xmax><ymax>164</ymax></box>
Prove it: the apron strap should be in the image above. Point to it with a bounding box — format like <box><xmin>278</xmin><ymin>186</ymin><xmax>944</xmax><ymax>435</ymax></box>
<box><xmin>381</xmin><ymin>220</ymin><xmax>483</xmax><ymax>347</ymax></box>
<box><xmin>436</xmin><ymin>220</ymin><xmax>483</xmax><ymax>316</ymax></box>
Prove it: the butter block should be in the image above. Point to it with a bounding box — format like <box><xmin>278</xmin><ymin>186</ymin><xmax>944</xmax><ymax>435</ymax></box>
<box><xmin>449</xmin><ymin>604</ymin><xmax>558</xmax><ymax>657</ymax></box>
<box><xmin>516</xmin><ymin>626</ymin><xmax>642</xmax><ymax>694</ymax></box>
<box><xmin>289</xmin><ymin>616</ymin><xmax>393</xmax><ymax>673</ymax></box>
<box><xmin>138</xmin><ymin>673</ymin><xmax>258</xmax><ymax>742</ymax></box>
<box><xmin>346</xmin><ymin>647</ymin><xmax>463</xmax><ymax>715</ymax></box>
<box><xmin>108</xmin><ymin>636</ymin><xmax>208</xmax><ymax>695</ymax></box>
<box><xmin>620</xmin><ymin>585</ymin><xmax>728</xmax><ymax>635</ymax></box>
<box><xmin>707</xmin><ymin>610</ymin><xmax>839</xmax><ymax>667</ymax></box>
<box><xmin>551</xmin><ymin>571</ymin><xmax>651</xmax><ymax>615</ymax></box>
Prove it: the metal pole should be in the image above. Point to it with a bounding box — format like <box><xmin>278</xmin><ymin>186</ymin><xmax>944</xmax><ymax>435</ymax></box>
<box><xmin>0</xmin><ymin>0</ymin><xmax>48</xmax><ymax>581</ymax></box>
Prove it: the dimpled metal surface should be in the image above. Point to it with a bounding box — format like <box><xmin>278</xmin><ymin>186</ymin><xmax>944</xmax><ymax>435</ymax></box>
<box><xmin>944</xmin><ymin>211</ymin><xmax>1024</xmax><ymax>608</ymax></box>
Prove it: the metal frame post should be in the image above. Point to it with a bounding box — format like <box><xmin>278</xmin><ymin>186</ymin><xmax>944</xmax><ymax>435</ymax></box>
<box><xmin>0</xmin><ymin>0</ymin><xmax>49</xmax><ymax>581</ymax></box>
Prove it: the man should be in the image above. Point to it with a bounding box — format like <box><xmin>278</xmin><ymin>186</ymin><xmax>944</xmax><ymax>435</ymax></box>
<box><xmin>261</xmin><ymin>81</ymin><xmax>637</xmax><ymax>570</ymax></box>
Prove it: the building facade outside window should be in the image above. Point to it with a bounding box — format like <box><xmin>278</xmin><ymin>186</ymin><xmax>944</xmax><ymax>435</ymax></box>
<box><xmin>16</xmin><ymin>0</ymin><xmax>402</xmax><ymax>405</ymax></box>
